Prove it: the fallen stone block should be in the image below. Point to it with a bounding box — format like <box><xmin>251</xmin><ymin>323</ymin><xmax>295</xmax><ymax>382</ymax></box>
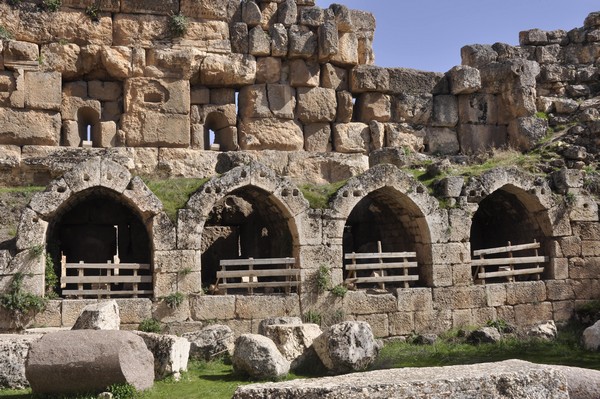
<box><xmin>232</xmin><ymin>334</ymin><xmax>290</xmax><ymax>380</ymax></box>
<box><xmin>0</xmin><ymin>334</ymin><xmax>42</xmax><ymax>389</ymax></box>
<box><xmin>233</xmin><ymin>359</ymin><xmax>569</xmax><ymax>398</ymax></box>
<box><xmin>133</xmin><ymin>332</ymin><xmax>190</xmax><ymax>380</ymax></box>
<box><xmin>182</xmin><ymin>324</ymin><xmax>234</xmax><ymax>361</ymax></box>
<box><xmin>72</xmin><ymin>300</ymin><xmax>120</xmax><ymax>330</ymax></box>
<box><xmin>25</xmin><ymin>330</ymin><xmax>154</xmax><ymax>395</ymax></box>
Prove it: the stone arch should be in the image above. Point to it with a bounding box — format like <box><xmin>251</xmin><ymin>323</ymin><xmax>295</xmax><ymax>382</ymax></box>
<box><xmin>330</xmin><ymin>164</ymin><xmax>441</xmax><ymax>287</ymax></box>
<box><xmin>180</xmin><ymin>162</ymin><xmax>310</xmax><ymax>288</ymax></box>
<box><xmin>204</xmin><ymin>111</ymin><xmax>237</xmax><ymax>151</ymax></box>
<box><xmin>466</xmin><ymin>168</ymin><xmax>555</xmax><ymax>282</ymax></box>
<box><xmin>15</xmin><ymin>158</ymin><xmax>166</xmax><ymax>298</ymax></box>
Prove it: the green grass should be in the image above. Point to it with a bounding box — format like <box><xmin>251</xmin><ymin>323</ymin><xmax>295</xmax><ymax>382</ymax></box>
<box><xmin>143</xmin><ymin>178</ymin><xmax>210</xmax><ymax>222</ymax></box>
<box><xmin>0</xmin><ymin>186</ymin><xmax>45</xmax><ymax>194</ymax></box>
<box><xmin>299</xmin><ymin>180</ymin><xmax>347</xmax><ymax>209</ymax></box>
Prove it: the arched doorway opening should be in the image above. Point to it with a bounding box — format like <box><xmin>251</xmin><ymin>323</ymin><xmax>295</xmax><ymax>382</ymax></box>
<box><xmin>77</xmin><ymin>107</ymin><xmax>101</xmax><ymax>147</ymax></box>
<box><xmin>342</xmin><ymin>187</ymin><xmax>430</xmax><ymax>289</ymax></box>
<box><xmin>470</xmin><ymin>185</ymin><xmax>550</xmax><ymax>283</ymax></box>
<box><xmin>200</xmin><ymin>186</ymin><xmax>294</xmax><ymax>291</ymax></box>
<box><xmin>204</xmin><ymin>111</ymin><xmax>237</xmax><ymax>151</ymax></box>
<box><xmin>46</xmin><ymin>188</ymin><xmax>152</xmax><ymax>297</ymax></box>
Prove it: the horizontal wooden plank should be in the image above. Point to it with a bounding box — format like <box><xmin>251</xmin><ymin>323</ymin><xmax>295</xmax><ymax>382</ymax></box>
<box><xmin>345</xmin><ymin>252</ymin><xmax>416</xmax><ymax>260</ymax></box>
<box><xmin>219</xmin><ymin>281</ymin><xmax>299</xmax><ymax>289</ymax></box>
<box><xmin>478</xmin><ymin>267</ymin><xmax>544</xmax><ymax>279</ymax></box>
<box><xmin>346</xmin><ymin>275</ymin><xmax>419</xmax><ymax>284</ymax></box>
<box><xmin>64</xmin><ymin>263</ymin><xmax>151</xmax><ymax>270</ymax></box>
<box><xmin>62</xmin><ymin>289</ymin><xmax>153</xmax><ymax>296</ymax></box>
<box><xmin>345</xmin><ymin>262</ymin><xmax>418</xmax><ymax>271</ymax></box>
<box><xmin>61</xmin><ymin>276</ymin><xmax>152</xmax><ymax>284</ymax></box>
<box><xmin>217</xmin><ymin>269</ymin><xmax>300</xmax><ymax>278</ymax></box>
<box><xmin>472</xmin><ymin>256</ymin><xmax>548</xmax><ymax>267</ymax></box>
<box><xmin>220</xmin><ymin>258</ymin><xmax>296</xmax><ymax>267</ymax></box>
<box><xmin>473</xmin><ymin>242</ymin><xmax>540</xmax><ymax>257</ymax></box>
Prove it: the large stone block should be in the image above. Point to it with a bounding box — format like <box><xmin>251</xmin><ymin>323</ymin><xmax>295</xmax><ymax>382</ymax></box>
<box><xmin>343</xmin><ymin>291</ymin><xmax>397</xmax><ymax>315</ymax></box>
<box><xmin>121</xmin><ymin>0</ymin><xmax>179</xmax><ymax>15</ymax></box>
<box><xmin>24</xmin><ymin>72</ymin><xmax>61</xmax><ymax>111</ymax></box>
<box><xmin>304</xmin><ymin>123</ymin><xmax>332</xmax><ymax>152</ymax></box>
<box><xmin>333</xmin><ymin>123</ymin><xmax>370</xmax><ymax>154</ymax></box>
<box><xmin>350</xmin><ymin>65</ymin><xmax>389</xmax><ymax>93</ymax></box>
<box><xmin>0</xmin><ymin>108</ymin><xmax>61</xmax><ymax>146</ymax></box>
<box><xmin>289</xmin><ymin>59</ymin><xmax>320</xmax><ymax>87</ymax></box>
<box><xmin>330</xmin><ymin>31</ymin><xmax>358</xmax><ymax>66</ymax></box>
<box><xmin>0</xmin><ymin>334</ymin><xmax>42</xmax><ymax>389</ymax></box>
<box><xmin>356</xmin><ymin>92</ymin><xmax>391</xmax><ymax>123</ymax></box>
<box><xmin>425</xmin><ymin>128</ymin><xmax>459</xmax><ymax>155</ymax></box>
<box><xmin>433</xmin><ymin>286</ymin><xmax>487</xmax><ymax>310</ymax></box>
<box><xmin>180</xmin><ymin>0</ymin><xmax>235</xmax><ymax>21</ymax></box>
<box><xmin>508</xmin><ymin>117</ymin><xmax>548</xmax><ymax>151</ymax></box>
<box><xmin>200</xmin><ymin>54</ymin><xmax>256</xmax><ymax>87</ymax></box>
<box><xmin>432</xmin><ymin>95</ymin><xmax>458</xmax><ymax>127</ymax></box>
<box><xmin>288</xmin><ymin>25</ymin><xmax>317</xmax><ymax>58</ymax></box>
<box><xmin>235</xmin><ymin>295</ymin><xmax>300</xmax><ymax>319</ymax></box>
<box><xmin>190</xmin><ymin>294</ymin><xmax>236</xmax><ymax>321</ymax></box>
<box><xmin>125</xmin><ymin>78</ymin><xmax>190</xmax><ymax>115</ymax></box>
<box><xmin>448</xmin><ymin>65</ymin><xmax>481</xmax><ymax>95</ymax></box>
<box><xmin>514</xmin><ymin>302</ymin><xmax>553</xmax><ymax>327</ymax></box>
<box><xmin>506</xmin><ymin>281</ymin><xmax>547</xmax><ymax>305</ymax></box>
<box><xmin>296</xmin><ymin>87</ymin><xmax>337</xmax><ymax>123</ymax></box>
<box><xmin>458</xmin><ymin>124</ymin><xmax>508</xmax><ymax>154</ymax></box>
<box><xmin>387</xmin><ymin>68</ymin><xmax>446</xmax><ymax>95</ymax></box>
<box><xmin>133</xmin><ymin>331</ymin><xmax>190</xmax><ymax>379</ymax></box>
<box><xmin>391</xmin><ymin>93</ymin><xmax>432</xmax><ymax>124</ymax></box>
<box><xmin>239</xmin><ymin>118</ymin><xmax>304</xmax><ymax>151</ymax></box>
<box><xmin>122</xmin><ymin>111</ymin><xmax>190</xmax><ymax>148</ymax></box>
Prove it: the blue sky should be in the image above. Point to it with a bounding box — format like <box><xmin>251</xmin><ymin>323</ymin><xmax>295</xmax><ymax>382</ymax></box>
<box><xmin>315</xmin><ymin>1</ymin><xmax>600</xmax><ymax>72</ymax></box>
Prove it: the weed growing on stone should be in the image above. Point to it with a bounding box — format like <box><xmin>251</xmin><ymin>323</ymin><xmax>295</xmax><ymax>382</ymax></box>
<box><xmin>302</xmin><ymin>310</ymin><xmax>322</xmax><ymax>326</ymax></box>
<box><xmin>315</xmin><ymin>264</ymin><xmax>331</xmax><ymax>292</ymax></box>
<box><xmin>169</xmin><ymin>13</ymin><xmax>188</xmax><ymax>37</ymax></box>
<box><xmin>0</xmin><ymin>273</ymin><xmax>47</xmax><ymax>330</ymax></box>
<box><xmin>144</xmin><ymin>177</ymin><xmax>209</xmax><ymax>222</ymax></box>
<box><xmin>299</xmin><ymin>180</ymin><xmax>347</xmax><ymax>209</ymax></box>
<box><xmin>330</xmin><ymin>284</ymin><xmax>348</xmax><ymax>298</ymax></box>
<box><xmin>138</xmin><ymin>318</ymin><xmax>162</xmax><ymax>333</ymax></box>
<box><xmin>163</xmin><ymin>292</ymin><xmax>185</xmax><ymax>309</ymax></box>
<box><xmin>85</xmin><ymin>4</ymin><xmax>101</xmax><ymax>22</ymax></box>
<box><xmin>42</xmin><ymin>0</ymin><xmax>61</xmax><ymax>12</ymax></box>
<box><xmin>0</xmin><ymin>25</ymin><xmax>12</xmax><ymax>40</ymax></box>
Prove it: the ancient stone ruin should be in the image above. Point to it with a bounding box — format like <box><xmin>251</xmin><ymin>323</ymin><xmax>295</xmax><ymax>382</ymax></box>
<box><xmin>0</xmin><ymin>0</ymin><xmax>599</xmax><ymax>340</ymax></box>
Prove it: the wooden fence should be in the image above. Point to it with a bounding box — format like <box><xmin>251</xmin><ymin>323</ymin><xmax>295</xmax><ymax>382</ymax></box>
<box><xmin>216</xmin><ymin>257</ymin><xmax>300</xmax><ymax>295</ymax></box>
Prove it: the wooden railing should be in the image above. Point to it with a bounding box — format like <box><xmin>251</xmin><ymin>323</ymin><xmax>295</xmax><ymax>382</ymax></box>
<box><xmin>472</xmin><ymin>240</ymin><xmax>548</xmax><ymax>284</ymax></box>
<box><xmin>216</xmin><ymin>257</ymin><xmax>299</xmax><ymax>295</ymax></box>
<box><xmin>60</xmin><ymin>257</ymin><xmax>152</xmax><ymax>298</ymax></box>
<box><xmin>344</xmin><ymin>243</ymin><xmax>418</xmax><ymax>289</ymax></box>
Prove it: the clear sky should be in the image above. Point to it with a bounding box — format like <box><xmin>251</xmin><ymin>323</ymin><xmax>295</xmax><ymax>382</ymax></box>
<box><xmin>315</xmin><ymin>0</ymin><xmax>600</xmax><ymax>72</ymax></box>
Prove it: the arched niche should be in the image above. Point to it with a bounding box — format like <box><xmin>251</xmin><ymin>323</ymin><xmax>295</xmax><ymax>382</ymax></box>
<box><xmin>77</xmin><ymin>107</ymin><xmax>101</xmax><ymax>147</ymax></box>
<box><xmin>204</xmin><ymin>111</ymin><xmax>237</xmax><ymax>151</ymax></box>
<box><xmin>201</xmin><ymin>186</ymin><xmax>294</xmax><ymax>290</ymax></box>
<box><xmin>470</xmin><ymin>184</ymin><xmax>552</xmax><ymax>283</ymax></box>
<box><xmin>46</xmin><ymin>187</ymin><xmax>152</xmax><ymax>297</ymax></box>
<box><xmin>342</xmin><ymin>186</ymin><xmax>431</xmax><ymax>289</ymax></box>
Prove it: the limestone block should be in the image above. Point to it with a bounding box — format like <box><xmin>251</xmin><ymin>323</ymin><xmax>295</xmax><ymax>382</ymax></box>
<box><xmin>296</xmin><ymin>87</ymin><xmax>337</xmax><ymax>123</ymax></box>
<box><xmin>88</xmin><ymin>81</ymin><xmax>122</xmax><ymax>102</ymax></box>
<box><xmin>318</xmin><ymin>21</ymin><xmax>338</xmax><ymax>61</ymax></box>
<box><xmin>457</xmin><ymin>93</ymin><xmax>500</xmax><ymax>125</ymax></box>
<box><xmin>392</xmin><ymin>93</ymin><xmax>432</xmax><ymax>124</ymax></box>
<box><xmin>114</xmin><ymin>298</ymin><xmax>152</xmax><ymax>325</ymax></box>
<box><xmin>369</xmin><ymin>121</ymin><xmax>385</xmax><ymax>151</ymax></box>
<box><xmin>189</xmin><ymin>294</ymin><xmax>236</xmax><ymax>321</ymax></box>
<box><xmin>61</xmin><ymin>0</ymin><xmax>120</xmax><ymax>12</ymax></box>
<box><xmin>432</xmin><ymin>95</ymin><xmax>458</xmax><ymax>127</ymax></box>
<box><xmin>395</xmin><ymin>287</ymin><xmax>433</xmax><ymax>312</ymax></box>
<box><xmin>519</xmin><ymin>29</ymin><xmax>549</xmax><ymax>46</ymax></box>
<box><xmin>125</xmin><ymin>78</ymin><xmax>190</xmax><ymax>115</ymax></box>
<box><xmin>336</xmin><ymin>91</ymin><xmax>353</xmax><ymax>123</ymax></box>
<box><xmin>151</xmin><ymin>213</ymin><xmax>176</xmax><ymax>252</ymax></box>
<box><xmin>289</xmin><ymin>59</ymin><xmax>320</xmax><ymax>87</ymax></box>
<box><xmin>256</xmin><ymin>57</ymin><xmax>282</xmax><ymax>84</ymax></box>
<box><xmin>354</xmin><ymin>314</ymin><xmax>389</xmax><ymax>338</ymax></box>
<box><xmin>350</xmin><ymin>65</ymin><xmax>389</xmax><ymax>93</ymax></box>
<box><xmin>321</xmin><ymin>63</ymin><xmax>347</xmax><ymax>91</ymax></box>
<box><xmin>235</xmin><ymin>294</ymin><xmax>300</xmax><ymax>319</ymax></box>
<box><xmin>134</xmin><ymin>331</ymin><xmax>190</xmax><ymax>380</ymax></box>
<box><xmin>0</xmin><ymin>108</ymin><xmax>61</xmax><ymax>146</ymax></box>
<box><xmin>0</xmin><ymin>71</ymin><xmax>17</xmax><ymax>107</ymax></box>
<box><xmin>40</xmin><ymin>43</ymin><xmax>81</xmax><ymax>80</ymax></box>
<box><xmin>62</xmin><ymin>157</ymin><xmax>131</xmax><ymax>194</ymax></box>
<box><xmin>61</xmin><ymin>96</ymin><xmax>101</xmax><ymax>121</ymax></box>
<box><xmin>546</xmin><ymin>280</ymin><xmax>575</xmax><ymax>301</ymax></box>
<box><xmin>231</xmin><ymin>22</ymin><xmax>249</xmax><ymax>54</ymax></box>
<box><xmin>26</xmin><ymin>330</ymin><xmax>154</xmax><ymax>394</ymax></box>
<box><xmin>268</xmin><ymin>84</ymin><xmax>296</xmax><ymax>119</ymax></box>
<box><xmin>329</xmin><ymin>4</ymin><xmax>352</xmax><ymax>32</ymax></box>
<box><xmin>153</xmin><ymin>270</ymin><xmax>202</xmax><ymax>297</ymax></box>
<box><xmin>388</xmin><ymin>312</ymin><xmax>414</xmax><ymax>336</ymax></box>
<box><xmin>414</xmin><ymin>309</ymin><xmax>452</xmax><ymax>334</ymax></box>
<box><xmin>154</xmin><ymin>250</ymin><xmax>201</xmax><ymax>273</ymax></box>
<box><xmin>239</xmin><ymin>118</ymin><xmax>304</xmax><ymax>150</ymax></box>
<box><xmin>433</xmin><ymin>286</ymin><xmax>486</xmax><ymax>310</ymax></box>
<box><xmin>242</xmin><ymin>0</ymin><xmax>262</xmax><ymax>26</ymax></box>
<box><xmin>485</xmin><ymin>284</ymin><xmax>507</xmax><ymax>307</ymax></box>
<box><xmin>200</xmin><ymin>54</ymin><xmax>256</xmax><ymax>87</ymax></box>
<box><xmin>122</xmin><ymin>111</ymin><xmax>190</xmax><ymax>148</ymax></box>
<box><xmin>333</xmin><ymin>123</ymin><xmax>370</xmax><ymax>154</ymax></box>
<box><xmin>508</xmin><ymin>116</ymin><xmax>548</xmax><ymax>151</ymax></box>
<box><xmin>568</xmin><ymin>192</ymin><xmax>599</xmax><ymax>222</ymax></box>
<box><xmin>249</xmin><ymin>26</ymin><xmax>271</xmax><ymax>56</ymax></box>
<box><xmin>100</xmin><ymin>46</ymin><xmax>133</xmax><ymax>79</ymax></box>
<box><xmin>113</xmin><ymin>14</ymin><xmax>168</xmax><ymax>47</ymax></box>
<box><xmin>461</xmin><ymin>44</ymin><xmax>498</xmax><ymax>69</ymax></box>
<box><xmin>288</xmin><ymin>25</ymin><xmax>317</xmax><ymax>58</ymax></box>
<box><xmin>506</xmin><ymin>281</ymin><xmax>547</xmax><ymax>305</ymax></box>
<box><xmin>448</xmin><ymin>65</ymin><xmax>481</xmax><ymax>95</ymax></box>
<box><xmin>270</xmin><ymin>23</ymin><xmax>288</xmax><ymax>57</ymax></box>
<box><xmin>458</xmin><ymin>124</ymin><xmax>508</xmax><ymax>154</ymax></box>
<box><xmin>278</xmin><ymin>0</ymin><xmax>297</xmax><ymax>26</ymax></box>
<box><xmin>239</xmin><ymin>84</ymin><xmax>271</xmax><ymax>118</ymax></box>
<box><xmin>304</xmin><ymin>123</ymin><xmax>331</xmax><ymax>152</ymax></box>
<box><xmin>331</xmin><ymin>31</ymin><xmax>358</xmax><ymax>66</ymax></box>
<box><xmin>425</xmin><ymin>128</ymin><xmax>459</xmax><ymax>155</ymax></box>
<box><xmin>356</xmin><ymin>92</ymin><xmax>391</xmax><ymax>123</ymax></box>
<box><xmin>72</xmin><ymin>300</ymin><xmax>120</xmax><ymax>330</ymax></box>
<box><xmin>343</xmin><ymin>291</ymin><xmax>397</xmax><ymax>315</ymax></box>
<box><xmin>153</xmin><ymin>298</ymin><xmax>190</xmax><ymax>323</ymax></box>
<box><xmin>233</xmin><ymin>334</ymin><xmax>290</xmax><ymax>380</ymax></box>
<box><xmin>121</xmin><ymin>0</ymin><xmax>178</xmax><ymax>15</ymax></box>
<box><xmin>4</xmin><ymin>41</ymin><xmax>38</xmax><ymax>71</ymax></box>
<box><xmin>15</xmin><ymin>207</ymin><xmax>47</xmax><ymax>252</ymax></box>
<box><xmin>514</xmin><ymin>302</ymin><xmax>553</xmax><ymax>327</ymax></box>
<box><xmin>97</xmin><ymin>121</ymin><xmax>117</xmax><ymax>148</ymax></box>
<box><xmin>191</xmin><ymin>86</ymin><xmax>210</xmax><ymax>105</ymax></box>
<box><xmin>180</xmin><ymin>0</ymin><xmax>234</xmax><ymax>21</ymax></box>
<box><xmin>388</xmin><ymin>68</ymin><xmax>446</xmax><ymax>95</ymax></box>
<box><xmin>5</xmin><ymin>251</ymin><xmax>45</xmax><ymax>283</ymax></box>
<box><xmin>263</xmin><ymin>323</ymin><xmax>322</xmax><ymax>369</ymax></box>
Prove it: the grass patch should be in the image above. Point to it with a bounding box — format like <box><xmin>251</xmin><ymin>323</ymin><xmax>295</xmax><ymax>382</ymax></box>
<box><xmin>299</xmin><ymin>180</ymin><xmax>347</xmax><ymax>209</ymax></box>
<box><xmin>143</xmin><ymin>178</ymin><xmax>209</xmax><ymax>222</ymax></box>
<box><xmin>0</xmin><ymin>186</ymin><xmax>45</xmax><ymax>195</ymax></box>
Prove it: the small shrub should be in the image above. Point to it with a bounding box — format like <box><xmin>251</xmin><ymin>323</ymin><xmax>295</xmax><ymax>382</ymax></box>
<box><xmin>564</xmin><ymin>191</ymin><xmax>576</xmax><ymax>206</ymax></box>
<box><xmin>30</xmin><ymin>244</ymin><xmax>44</xmax><ymax>258</ymax></box>
<box><xmin>303</xmin><ymin>310</ymin><xmax>321</xmax><ymax>326</ymax></box>
<box><xmin>169</xmin><ymin>13</ymin><xmax>188</xmax><ymax>37</ymax></box>
<box><xmin>85</xmin><ymin>4</ymin><xmax>101</xmax><ymax>21</ymax></box>
<box><xmin>139</xmin><ymin>318</ymin><xmax>162</xmax><ymax>333</ymax></box>
<box><xmin>163</xmin><ymin>292</ymin><xmax>185</xmax><ymax>309</ymax></box>
<box><xmin>0</xmin><ymin>25</ymin><xmax>13</xmax><ymax>40</ymax></box>
<box><xmin>535</xmin><ymin>111</ymin><xmax>549</xmax><ymax>120</ymax></box>
<box><xmin>42</xmin><ymin>0</ymin><xmax>61</xmax><ymax>12</ymax></box>
<box><xmin>0</xmin><ymin>272</ymin><xmax>47</xmax><ymax>330</ymax></box>
<box><xmin>330</xmin><ymin>284</ymin><xmax>348</xmax><ymax>298</ymax></box>
<box><xmin>315</xmin><ymin>265</ymin><xmax>331</xmax><ymax>292</ymax></box>
<box><xmin>44</xmin><ymin>254</ymin><xmax>58</xmax><ymax>297</ymax></box>
<box><xmin>108</xmin><ymin>383</ymin><xmax>138</xmax><ymax>399</ymax></box>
